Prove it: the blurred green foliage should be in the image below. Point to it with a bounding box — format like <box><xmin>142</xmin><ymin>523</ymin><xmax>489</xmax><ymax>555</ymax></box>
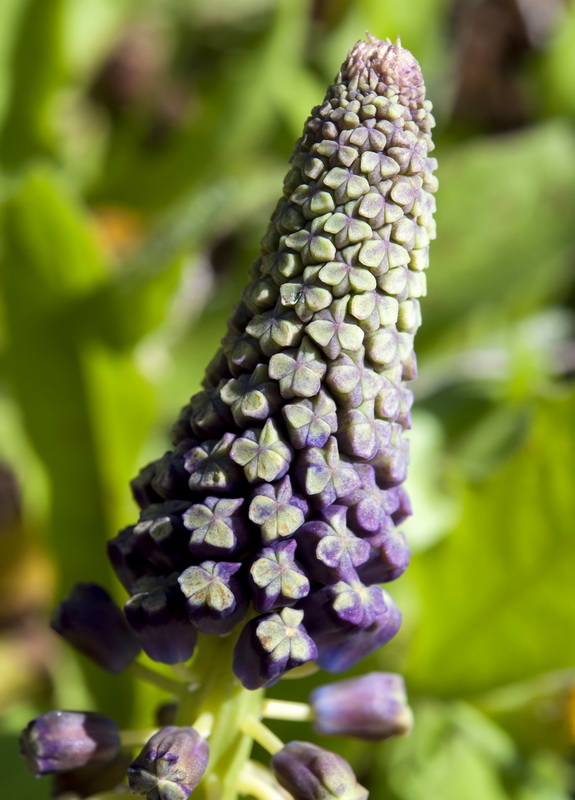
<box><xmin>0</xmin><ymin>0</ymin><xmax>574</xmax><ymax>797</ymax></box>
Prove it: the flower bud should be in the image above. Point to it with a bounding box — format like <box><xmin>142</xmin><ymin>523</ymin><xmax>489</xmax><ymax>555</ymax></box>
<box><xmin>271</xmin><ymin>741</ymin><xmax>367</xmax><ymax>800</ymax></box>
<box><xmin>124</xmin><ymin>575</ymin><xmax>197</xmax><ymax>664</ymax></box>
<box><xmin>127</xmin><ymin>726</ymin><xmax>209</xmax><ymax>800</ymax></box>
<box><xmin>51</xmin><ymin>583</ymin><xmax>141</xmax><ymax>673</ymax></box>
<box><xmin>310</xmin><ymin>672</ymin><xmax>413</xmax><ymax>740</ymax></box>
<box><xmin>20</xmin><ymin>711</ymin><xmax>120</xmax><ymax>776</ymax></box>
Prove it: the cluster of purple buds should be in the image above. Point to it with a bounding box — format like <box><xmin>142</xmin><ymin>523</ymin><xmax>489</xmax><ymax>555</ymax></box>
<box><xmin>21</xmin><ymin>34</ymin><xmax>436</xmax><ymax>799</ymax></box>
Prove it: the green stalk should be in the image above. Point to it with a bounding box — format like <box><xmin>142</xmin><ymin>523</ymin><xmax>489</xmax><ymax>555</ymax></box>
<box><xmin>176</xmin><ymin>633</ymin><xmax>264</xmax><ymax>800</ymax></box>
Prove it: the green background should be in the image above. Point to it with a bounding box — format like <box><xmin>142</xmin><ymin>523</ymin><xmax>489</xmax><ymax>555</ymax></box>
<box><xmin>0</xmin><ymin>0</ymin><xmax>574</xmax><ymax>796</ymax></box>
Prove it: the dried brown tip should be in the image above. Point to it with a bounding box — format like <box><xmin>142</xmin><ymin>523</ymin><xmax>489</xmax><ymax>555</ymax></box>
<box><xmin>342</xmin><ymin>33</ymin><xmax>425</xmax><ymax>107</ymax></box>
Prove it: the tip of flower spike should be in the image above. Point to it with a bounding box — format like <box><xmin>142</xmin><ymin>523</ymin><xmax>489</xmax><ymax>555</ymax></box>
<box><xmin>343</xmin><ymin>33</ymin><xmax>425</xmax><ymax>107</ymax></box>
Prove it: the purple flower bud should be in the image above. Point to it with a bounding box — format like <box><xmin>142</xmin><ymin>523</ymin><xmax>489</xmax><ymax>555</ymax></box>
<box><xmin>295</xmin><ymin>506</ymin><xmax>369</xmax><ymax>584</ymax></box>
<box><xmin>317</xmin><ymin>589</ymin><xmax>402</xmax><ymax>673</ymax></box>
<box><xmin>128</xmin><ymin>726</ymin><xmax>209</xmax><ymax>800</ymax></box>
<box><xmin>178</xmin><ymin>560</ymin><xmax>247</xmax><ymax>634</ymax></box>
<box><xmin>302</xmin><ymin>579</ymin><xmax>386</xmax><ymax>647</ymax></box>
<box><xmin>183</xmin><ymin>496</ymin><xmax>250</xmax><ymax>558</ymax></box>
<box><xmin>107</xmin><ymin>526</ymin><xmax>160</xmax><ymax>593</ymax></box>
<box><xmin>152</xmin><ymin>440</ymin><xmax>198</xmax><ymax>500</ymax></box>
<box><xmin>184</xmin><ymin>434</ymin><xmax>243</xmax><ymax>494</ymax></box>
<box><xmin>130</xmin><ymin>462</ymin><xmax>164</xmax><ymax>509</ymax></box>
<box><xmin>310</xmin><ymin>672</ymin><xmax>413</xmax><ymax>740</ymax></box>
<box><xmin>339</xmin><ymin>464</ymin><xmax>387</xmax><ymax>535</ymax></box>
<box><xmin>133</xmin><ymin>501</ymin><xmax>192</xmax><ymax>572</ymax></box>
<box><xmin>20</xmin><ymin>711</ymin><xmax>120</xmax><ymax>776</ymax></box>
<box><xmin>51</xmin><ymin>583</ymin><xmax>141</xmax><ymax>673</ymax></box>
<box><xmin>249</xmin><ymin>539</ymin><xmax>310</xmax><ymax>612</ymax></box>
<box><xmin>271</xmin><ymin>741</ymin><xmax>368</xmax><ymax>800</ymax></box>
<box><xmin>357</xmin><ymin>519</ymin><xmax>410</xmax><ymax>584</ymax></box>
<box><xmin>233</xmin><ymin>608</ymin><xmax>317</xmax><ymax>689</ymax></box>
<box><xmin>125</xmin><ymin>575</ymin><xmax>197</xmax><ymax>665</ymax></box>
<box><xmin>248</xmin><ymin>475</ymin><xmax>308</xmax><ymax>544</ymax></box>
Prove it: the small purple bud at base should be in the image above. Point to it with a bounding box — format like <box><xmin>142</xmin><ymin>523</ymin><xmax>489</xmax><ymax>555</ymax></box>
<box><xmin>20</xmin><ymin>711</ymin><xmax>120</xmax><ymax>776</ymax></box>
<box><xmin>51</xmin><ymin>583</ymin><xmax>141</xmax><ymax>673</ymax></box>
<box><xmin>271</xmin><ymin>741</ymin><xmax>368</xmax><ymax>800</ymax></box>
<box><xmin>128</xmin><ymin>726</ymin><xmax>209</xmax><ymax>800</ymax></box>
<box><xmin>310</xmin><ymin>672</ymin><xmax>413</xmax><ymax>740</ymax></box>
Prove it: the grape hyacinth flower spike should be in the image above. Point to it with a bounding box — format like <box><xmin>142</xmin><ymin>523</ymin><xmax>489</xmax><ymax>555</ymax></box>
<box><xmin>22</xmin><ymin>34</ymin><xmax>436</xmax><ymax>799</ymax></box>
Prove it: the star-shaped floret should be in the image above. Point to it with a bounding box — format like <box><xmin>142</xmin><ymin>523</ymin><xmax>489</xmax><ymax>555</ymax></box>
<box><xmin>246</xmin><ymin>306</ymin><xmax>304</xmax><ymax>357</ymax></box>
<box><xmin>178</xmin><ymin>561</ymin><xmax>246</xmax><ymax>635</ymax></box>
<box><xmin>312</xmin><ymin>138</ymin><xmax>358</xmax><ymax>169</ymax></box>
<box><xmin>390</xmin><ymin>217</ymin><xmax>417</xmax><ymax>249</ymax></box>
<box><xmin>318</xmin><ymin>259</ymin><xmax>376</xmax><ymax>298</ymax></box>
<box><xmin>388</xmin><ymin>175</ymin><xmax>422</xmax><ymax>214</ymax></box>
<box><xmin>184</xmin><ymin>434</ymin><xmax>243</xmax><ymax>493</ymax></box>
<box><xmin>374</xmin><ymin>375</ymin><xmax>402</xmax><ymax>422</ymax></box>
<box><xmin>326</xmin><ymin>347</ymin><xmax>383</xmax><ymax>408</ymax></box>
<box><xmin>337</xmin><ymin>400</ymin><xmax>379</xmax><ymax>460</ymax></box>
<box><xmin>306</xmin><ymin>297</ymin><xmax>364</xmax><ymax>360</ymax></box>
<box><xmin>280</xmin><ymin>268</ymin><xmax>332</xmax><ymax>322</ymax></box>
<box><xmin>219</xmin><ymin>365</ymin><xmax>281</xmax><ymax>426</ymax></box>
<box><xmin>377</xmin><ymin>265</ymin><xmax>409</xmax><ymax>299</ymax></box>
<box><xmin>249</xmin><ymin>540</ymin><xmax>310</xmax><ymax>612</ymax></box>
<box><xmin>268</xmin><ymin>337</ymin><xmax>326</xmax><ymax>399</ymax></box>
<box><xmin>358</xmin><ymin>224</ymin><xmax>409</xmax><ymax>276</ymax></box>
<box><xmin>221</xmin><ymin>330</ymin><xmax>262</xmax><ymax>376</ymax></box>
<box><xmin>282</xmin><ymin>389</ymin><xmax>338</xmax><ymax>449</ymax></box>
<box><xmin>230</xmin><ymin>419</ymin><xmax>292</xmax><ymax>484</ymax></box>
<box><xmin>364</xmin><ymin>327</ymin><xmax>399</xmax><ymax>368</ymax></box>
<box><xmin>322</xmin><ymin>205</ymin><xmax>372</xmax><ymax>249</ymax></box>
<box><xmin>295</xmin><ymin>505</ymin><xmax>370</xmax><ymax>583</ymax></box>
<box><xmin>187</xmin><ymin>385</ymin><xmax>233</xmax><ymax>438</ymax></box>
<box><xmin>261</xmin><ymin>248</ymin><xmax>304</xmax><ymax>285</ymax></box>
<box><xmin>359</xmin><ymin>150</ymin><xmax>399</xmax><ymax>183</ymax></box>
<box><xmin>371</xmin><ymin>421</ymin><xmax>409</xmax><ymax>487</ymax></box>
<box><xmin>339</xmin><ymin>464</ymin><xmax>387</xmax><ymax>534</ymax></box>
<box><xmin>358</xmin><ymin>520</ymin><xmax>410</xmax><ymax>585</ymax></box>
<box><xmin>284</xmin><ymin>215</ymin><xmax>336</xmax><ymax>265</ymax></box>
<box><xmin>322</xmin><ymin>167</ymin><xmax>370</xmax><ymax>204</ymax></box>
<box><xmin>388</xmin><ymin>127</ymin><xmax>428</xmax><ymax>174</ymax></box>
<box><xmin>296</xmin><ymin>436</ymin><xmax>361</xmax><ymax>508</ymax></box>
<box><xmin>249</xmin><ymin>476</ymin><xmax>308</xmax><ymax>543</ymax></box>
<box><xmin>242</xmin><ymin>275</ymin><xmax>279</xmax><ymax>315</ymax></box>
<box><xmin>232</xmin><ymin>607</ymin><xmax>318</xmax><ymax>689</ymax></box>
<box><xmin>303</xmin><ymin>577</ymin><xmax>387</xmax><ymax>646</ymax></box>
<box><xmin>344</xmin><ymin>125</ymin><xmax>387</xmax><ymax>153</ymax></box>
<box><xmin>183</xmin><ymin>496</ymin><xmax>247</xmax><ymax>557</ymax></box>
<box><xmin>291</xmin><ymin>183</ymin><xmax>338</xmax><ymax>220</ymax></box>
<box><xmin>357</xmin><ymin>186</ymin><xmax>403</xmax><ymax>229</ymax></box>
<box><xmin>133</xmin><ymin>501</ymin><xmax>190</xmax><ymax>572</ymax></box>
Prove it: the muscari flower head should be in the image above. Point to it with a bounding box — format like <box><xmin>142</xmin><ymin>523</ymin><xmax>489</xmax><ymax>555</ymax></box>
<box><xmin>24</xmin><ymin>34</ymin><xmax>436</xmax><ymax>799</ymax></box>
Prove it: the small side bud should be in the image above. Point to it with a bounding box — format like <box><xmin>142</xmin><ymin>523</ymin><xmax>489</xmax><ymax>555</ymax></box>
<box><xmin>271</xmin><ymin>741</ymin><xmax>367</xmax><ymax>800</ymax></box>
<box><xmin>51</xmin><ymin>583</ymin><xmax>141</xmax><ymax>673</ymax></box>
<box><xmin>20</xmin><ymin>711</ymin><xmax>120</xmax><ymax>776</ymax></box>
<box><xmin>310</xmin><ymin>672</ymin><xmax>413</xmax><ymax>740</ymax></box>
<box><xmin>127</xmin><ymin>726</ymin><xmax>209</xmax><ymax>800</ymax></box>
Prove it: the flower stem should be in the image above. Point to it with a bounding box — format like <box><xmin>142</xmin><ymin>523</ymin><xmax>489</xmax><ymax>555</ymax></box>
<box><xmin>175</xmin><ymin>633</ymin><xmax>264</xmax><ymax>800</ymax></box>
<box><xmin>129</xmin><ymin>660</ymin><xmax>184</xmax><ymax>695</ymax></box>
<box><xmin>240</xmin><ymin>717</ymin><xmax>284</xmax><ymax>755</ymax></box>
<box><xmin>262</xmin><ymin>698</ymin><xmax>313</xmax><ymax>722</ymax></box>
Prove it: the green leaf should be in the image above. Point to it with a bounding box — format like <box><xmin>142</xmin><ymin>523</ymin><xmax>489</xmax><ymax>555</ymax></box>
<box><xmin>0</xmin><ymin>166</ymin><xmax>135</xmax><ymax>722</ymax></box>
<box><xmin>372</xmin><ymin>700</ymin><xmax>514</xmax><ymax>800</ymax></box>
<box><xmin>0</xmin><ymin>0</ymin><xmax>66</xmax><ymax>169</ymax></box>
<box><xmin>421</xmin><ymin>122</ymin><xmax>575</xmax><ymax>351</ymax></box>
<box><xmin>404</xmin><ymin>389</ymin><xmax>575</xmax><ymax>697</ymax></box>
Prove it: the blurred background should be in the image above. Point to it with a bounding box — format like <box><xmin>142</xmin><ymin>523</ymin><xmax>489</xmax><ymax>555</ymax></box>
<box><xmin>1</xmin><ymin>0</ymin><xmax>574</xmax><ymax>796</ymax></box>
